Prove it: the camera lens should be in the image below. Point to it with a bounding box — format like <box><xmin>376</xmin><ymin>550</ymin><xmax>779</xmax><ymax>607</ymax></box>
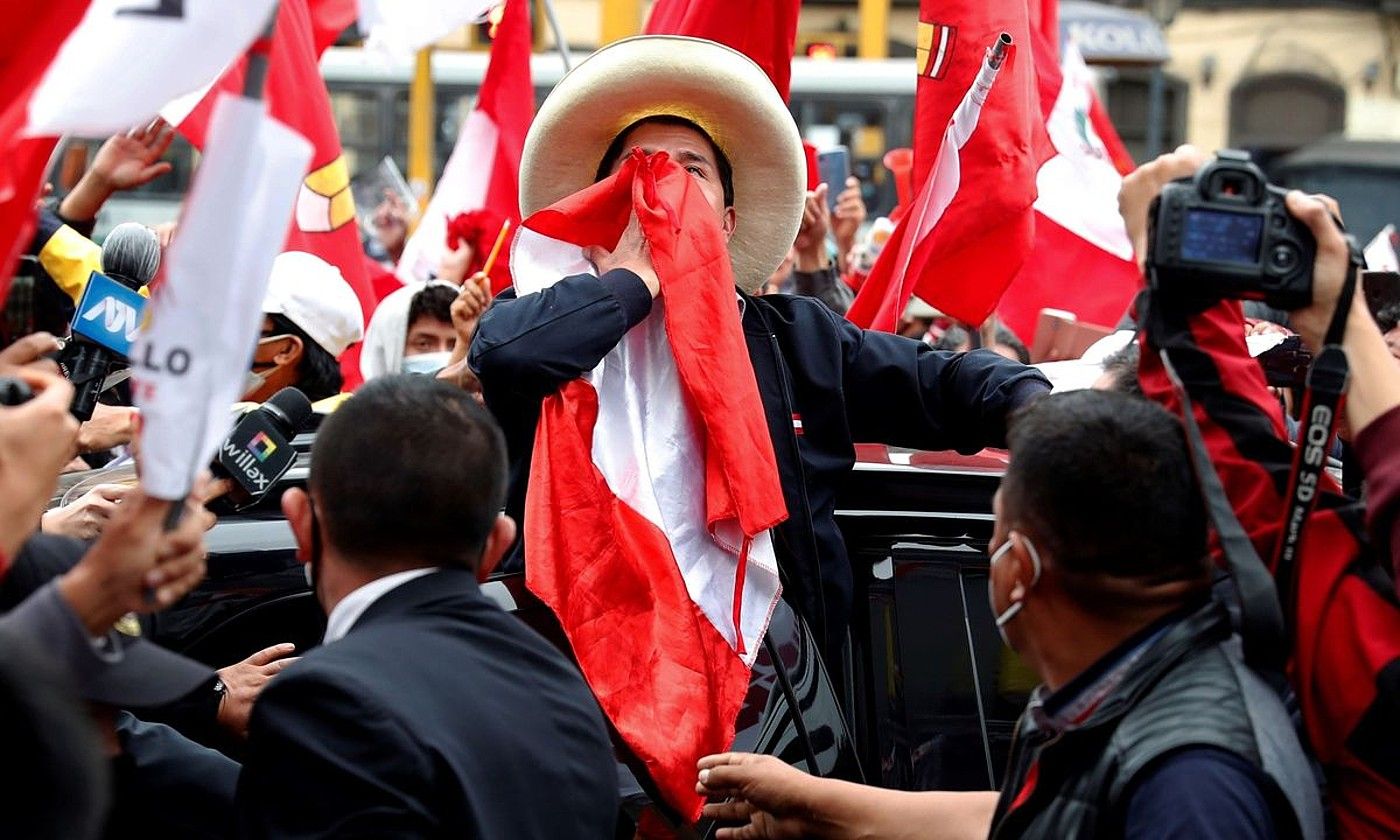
<box><xmin>1270</xmin><ymin>244</ymin><xmax>1301</xmax><ymax>273</ymax></box>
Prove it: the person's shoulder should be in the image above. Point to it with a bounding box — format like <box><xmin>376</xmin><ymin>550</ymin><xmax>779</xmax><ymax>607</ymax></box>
<box><xmin>1123</xmin><ymin>747</ymin><xmax>1278</xmax><ymax>840</ymax></box>
<box><xmin>748</xmin><ymin>292</ymin><xmax>849</xmax><ymax>334</ymax></box>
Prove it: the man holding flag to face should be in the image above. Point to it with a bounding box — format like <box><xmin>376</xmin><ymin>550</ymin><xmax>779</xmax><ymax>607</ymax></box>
<box><xmin>468</xmin><ymin>33</ymin><xmax>1050</xmax><ymax>822</ymax></box>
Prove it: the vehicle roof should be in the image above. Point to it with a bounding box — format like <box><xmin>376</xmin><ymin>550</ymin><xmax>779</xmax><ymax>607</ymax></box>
<box><xmin>1275</xmin><ymin>136</ymin><xmax>1400</xmax><ymax>171</ymax></box>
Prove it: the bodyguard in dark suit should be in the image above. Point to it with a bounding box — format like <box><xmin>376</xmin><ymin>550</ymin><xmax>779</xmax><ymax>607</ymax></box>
<box><xmin>234</xmin><ymin>376</ymin><xmax>618</xmax><ymax>839</ymax></box>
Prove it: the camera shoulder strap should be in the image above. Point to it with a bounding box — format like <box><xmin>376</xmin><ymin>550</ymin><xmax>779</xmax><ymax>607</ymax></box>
<box><xmin>1273</xmin><ymin>249</ymin><xmax>1362</xmax><ymax>624</ymax></box>
<box><xmin>1160</xmin><ymin>347</ymin><xmax>1288</xmax><ymax>677</ymax></box>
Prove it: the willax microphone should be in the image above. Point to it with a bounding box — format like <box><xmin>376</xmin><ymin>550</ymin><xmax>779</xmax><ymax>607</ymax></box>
<box><xmin>209</xmin><ymin>386</ymin><xmax>313</xmax><ymax>513</ymax></box>
<box><xmin>64</xmin><ymin>223</ymin><xmax>161</xmax><ymax>420</ymax></box>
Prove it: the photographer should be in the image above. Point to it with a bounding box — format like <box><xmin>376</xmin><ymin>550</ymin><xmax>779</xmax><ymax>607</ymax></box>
<box><xmin>696</xmin><ymin>389</ymin><xmax>1319</xmax><ymax>839</ymax></box>
<box><xmin>1127</xmin><ymin>147</ymin><xmax>1400</xmax><ymax>837</ymax></box>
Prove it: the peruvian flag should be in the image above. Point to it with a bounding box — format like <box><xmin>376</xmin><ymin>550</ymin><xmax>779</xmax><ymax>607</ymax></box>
<box><xmin>397</xmin><ymin>0</ymin><xmax>532</xmax><ymax>292</ymax></box>
<box><xmin>518</xmin><ymin>150</ymin><xmax>787</xmax><ymax>820</ymax></box>
<box><xmin>0</xmin><ymin>0</ymin><xmax>89</xmax><ymax>297</ymax></box>
<box><xmin>848</xmin><ymin>0</ymin><xmax>1051</xmax><ymax>330</ymax></box>
<box><xmin>998</xmin><ymin>38</ymin><xmax>1141</xmax><ymax>341</ymax></box>
<box><xmin>173</xmin><ymin>0</ymin><xmax>374</xmax><ymax>388</ymax></box>
<box><xmin>645</xmin><ymin>0</ymin><xmax>801</xmax><ymax>101</ymax></box>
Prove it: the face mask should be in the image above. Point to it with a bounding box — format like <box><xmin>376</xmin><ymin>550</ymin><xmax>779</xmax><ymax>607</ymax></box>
<box><xmin>988</xmin><ymin>532</ymin><xmax>1042</xmax><ymax>645</ymax></box>
<box><xmin>401</xmin><ymin>351</ymin><xmax>453</xmax><ymax>376</ymax></box>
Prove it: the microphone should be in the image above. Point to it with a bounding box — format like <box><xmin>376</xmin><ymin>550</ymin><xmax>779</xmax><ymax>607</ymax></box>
<box><xmin>64</xmin><ymin>223</ymin><xmax>161</xmax><ymax>421</ymax></box>
<box><xmin>209</xmin><ymin>387</ymin><xmax>313</xmax><ymax>512</ymax></box>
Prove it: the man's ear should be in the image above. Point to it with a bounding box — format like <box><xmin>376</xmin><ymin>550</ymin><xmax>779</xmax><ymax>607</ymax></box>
<box><xmin>476</xmin><ymin>514</ymin><xmax>518</xmax><ymax>582</ymax></box>
<box><xmin>273</xmin><ymin>335</ymin><xmax>303</xmax><ymax>367</ymax></box>
<box><xmin>282</xmin><ymin>487</ymin><xmax>314</xmax><ymax>565</ymax></box>
<box><xmin>722</xmin><ymin>207</ymin><xmax>737</xmax><ymax>241</ymax></box>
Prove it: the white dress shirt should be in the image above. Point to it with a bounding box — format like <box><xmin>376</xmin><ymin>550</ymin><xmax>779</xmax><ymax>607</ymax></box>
<box><xmin>322</xmin><ymin>568</ymin><xmax>439</xmax><ymax>644</ymax></box>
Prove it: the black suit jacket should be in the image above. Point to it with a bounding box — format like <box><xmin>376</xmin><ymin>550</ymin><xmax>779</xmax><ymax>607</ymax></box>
<box><xmin>234</xmin><ymin>568</ymin><xmax>618</xmax><ymax>838</ymax></box>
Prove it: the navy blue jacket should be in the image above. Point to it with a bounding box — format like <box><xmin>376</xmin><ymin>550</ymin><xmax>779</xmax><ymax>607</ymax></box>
<box><xmin>470</xmin><ymin>270</ymin><xmax>1049</xmax><ymax>652</ymax></box>
<box><xmin>235</xmin><ymin>568</ymin><xmax>618</xmax><ymax>838</ymax></box>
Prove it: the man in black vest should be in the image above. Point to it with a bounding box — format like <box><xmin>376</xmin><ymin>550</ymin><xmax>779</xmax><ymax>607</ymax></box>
<box><xmin>696</xmin><ymin>390</ymin><xmax>1322</xmax><ymax>839</ymax></box>
<box><xmin>234</xmin><ymin>376</ymin><xmax>619</xmax><ymax>838</ymax></box>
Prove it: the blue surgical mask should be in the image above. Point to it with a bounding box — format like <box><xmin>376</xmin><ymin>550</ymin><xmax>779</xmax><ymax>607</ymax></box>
<box><xmin>401</xmin><ymin>351</ymin><xmax>453</xmax><ymax>376</ymax></box>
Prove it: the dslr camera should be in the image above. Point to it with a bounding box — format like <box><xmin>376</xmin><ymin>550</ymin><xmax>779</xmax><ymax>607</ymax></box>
<box><xmin>1147</xmin><ymin>150</ymin><xmax>1315</xmax><ymax>310</ymax></box>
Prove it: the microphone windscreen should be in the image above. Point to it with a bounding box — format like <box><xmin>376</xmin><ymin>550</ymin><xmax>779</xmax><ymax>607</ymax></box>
<box><xmin>262</xmin><ymin>387</ymin><xmax>314</xmax><ymax>436</ymax></box>
<box><xmin>100</xmin><ymin>223</ymin><xmax>161</xmax><ymax>289</ymax></box>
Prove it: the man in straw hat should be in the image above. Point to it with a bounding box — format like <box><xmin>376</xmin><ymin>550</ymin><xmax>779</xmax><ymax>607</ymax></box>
<box><xmin>470</xmin><ymin>35</ymin><xmax>1050</xmax><ymax>658</ymax></box>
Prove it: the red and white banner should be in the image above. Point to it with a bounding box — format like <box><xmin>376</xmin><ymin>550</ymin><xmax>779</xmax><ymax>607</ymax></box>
<box><xmin>174</xmin><ymin>0</ymin><xmax>374</xmax><ymax>387</ymax></box>
<box><xmin>999</xmin><ymin>38</ymin><xmax>1141</xmax><ymax>340</ymax></box>
<box><xmin>134</xmin><ymin>94</ymin><xmax>312</xmax><ymax>501</ymax></box>
<box><xmin>849</xmin><ymin>0</ymin><xmax>1051</xmax><ymax>330</ymax></box>
<box><xmin>519</xmin><ymin>151</ymin><xmax>787</xmax><ymax>820</ymax></box>
<box><xmin>27</xmin><ymin>0</ymin><xmax>278</xmax><ymax>137</ymax></box>
<box><xmin>397</xmin><ymin>0</ymin><xmax>532</xmax><ymax>291</ymax></box>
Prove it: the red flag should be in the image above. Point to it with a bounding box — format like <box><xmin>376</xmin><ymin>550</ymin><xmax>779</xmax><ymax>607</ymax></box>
<box><xmin>644</xmin><ymin>0</ymin><xmax>800</xmax><ymax>101</ymax></box>
<box><xmin>307</xmin><ymin>0</ymin><xmax>358</xmax><ymax>56</ymax></box>
<box><xmin>998</xmin><ymin>35</ymin><xmax>1141</xmax><ymax>341</ymax></box>
<box><xmin>849</xmin><ymin>1</ymin><xmax>1052</xmax><ymax>330</ymax></box>
<box><xmin>1028</xmin><ymin>0</ymin><xmax>1059</xmax><ymax>60</ymax></box>
<box><xmin>397</xmin><ymin>0</ymin><xmax>533</xmax><ymax>293</ymax></box>
<box><xmin>178</xmin><ymin>0</ymin><xmax>373</xmax><ymax>388</ymax></box>
<box><xmin>0</xmin><ymin>0</ymin><xmax>91</xmax><ymax>298</ymax></box>
<box><xmin>519</xmin><ymin>151</ymin><xmax>787</xmax><ymax>821</ymax></box>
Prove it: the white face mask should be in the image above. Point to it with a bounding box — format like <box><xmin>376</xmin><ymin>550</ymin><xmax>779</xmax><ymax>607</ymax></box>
<box><xmin>988</xmin><ymin>533</ymin><xmax>1043</xmax><ymax>646</ymax></box>
<box><xmin>400</xmin><ymin>351</ymin><xmax>453</xmax><ymax>376</ymax></box>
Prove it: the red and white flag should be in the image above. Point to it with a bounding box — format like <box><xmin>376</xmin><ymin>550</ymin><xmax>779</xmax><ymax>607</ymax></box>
<box><xmin>847</xmin><ymin>0</ymin><xmax>1051</xmax><ymax>330</ymax></box>
<box><xmin>518</xmin><ymin>150</ymin><xmax>787</xmax><ymax>820</ymax></box>
<box><xmin>25</xmin><ymin>0</ymin><xmax>279</xmax><ymax>137</ymax></box>
<box><xmin>0</xmin><ymin>0</ymin><xmax>90</xmax><ymax>296</ymax></box>
<box><xmin>134</xmin><ymin>94</ymin><xmax>312</xmax><ymax>500</ymax></box>
<box><xmin>173</xmin><ymin>0</ymin><xmax>374</xmax><ymax>387</ymax></box>
<box><xmin>397</xmin><ymin>0</ymin><xmax>532</xmax><ymax>292</ymax></box>
<box><xmin>998</xmin><ymin>38</ymin><xmax>1141</xmax><ymax>340</ymax></box>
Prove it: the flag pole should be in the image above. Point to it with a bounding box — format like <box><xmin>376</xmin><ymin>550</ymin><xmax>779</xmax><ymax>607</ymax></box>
<box><xmin>243</xmin><ymin>3</ymin><xmax>280</xmax><ymax>101</ymax></box>
<box><xmin>160</xmin><ymin>1</ymin><xmax>280</xmax><ymax>541</ymax></box>
<box><xmin>540</xmin><ymin>0</ymin><xmax>573</xmax><ymax>72</ymax></box>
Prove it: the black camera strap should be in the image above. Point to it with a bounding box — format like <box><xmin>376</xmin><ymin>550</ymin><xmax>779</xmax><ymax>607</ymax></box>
<box><xmin>1161</xmin><ymin>348</ymin><xmax>1288</xmax><ymax>676</ymax></box>
<box><xmin>1273</xmin><ymin>254</ymin><xmax>1361</xmax><ymax>623</ymax></box>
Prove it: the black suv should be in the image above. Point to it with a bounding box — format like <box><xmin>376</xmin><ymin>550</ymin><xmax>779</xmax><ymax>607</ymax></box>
<box><xmin>58</xmin><ymin>436</ymin><xmax>1028</xmax><ymax>835</ymax></box>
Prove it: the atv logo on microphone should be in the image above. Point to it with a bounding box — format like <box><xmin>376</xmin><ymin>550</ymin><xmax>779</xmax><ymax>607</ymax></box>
<box><xmin>71</xmin><ymin>272</ymin><xmax>147</xmax><ymax>357</ymax></box>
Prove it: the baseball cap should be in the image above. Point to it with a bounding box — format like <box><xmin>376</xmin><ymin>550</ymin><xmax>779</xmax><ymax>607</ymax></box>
<box><xmin>0</xmin><ymin>535</ymin><xmax>214</xmax><ymax>709</ymax></box>
<box><xmin>262</xmin><ymin>251</ymin><xmax>365</xmax><ymax>358</ymax></box>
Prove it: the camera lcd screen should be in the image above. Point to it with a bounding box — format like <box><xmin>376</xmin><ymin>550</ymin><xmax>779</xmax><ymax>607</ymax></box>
<box><xmin>1180</xmin><ymin>209</ymin><xmax>1264</xmax><ymax>266</ymax></box>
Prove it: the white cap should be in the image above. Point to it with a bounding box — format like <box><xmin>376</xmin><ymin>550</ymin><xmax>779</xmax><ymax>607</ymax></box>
<box><xmin>261</xmin><ymin>252</ymin><xmax>365</xmax><ymax>358</ymax></box>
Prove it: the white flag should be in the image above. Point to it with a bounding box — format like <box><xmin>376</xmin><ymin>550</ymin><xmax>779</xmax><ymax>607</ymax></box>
<box><xmin>396</xmin><ymin>110</ymin><xmax>498</xmax><ymax>283</ymax></box>
<box><xmin>132</xmin><ymin>94</ymin><xmax>312</xmax><ymax>501</ymax></box>
<box><xmin>1365</xmin><ymin>224</ymin><xmax>1399</xmax><ymax>272</ymax></box>
<box><xmin>359</xmin><ymin>0</ymin><xmax>496</xmax><ymax>59</ymax></box>
<box><xmin>27</xmin><ymin>0</ymin><xmax>278</xmax><ymax>137</ymax></box>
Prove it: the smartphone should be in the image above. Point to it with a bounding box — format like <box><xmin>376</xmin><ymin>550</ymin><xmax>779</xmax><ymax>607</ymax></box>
<box><xmin>1362</xmin><ymin>270</ymin><xmax>1400</xmax><ymax>323</ymax></box>
<box><xmin>816</xmin><ymin>146</ymin><xmax>851</xmax><ymax>211</ymax></box>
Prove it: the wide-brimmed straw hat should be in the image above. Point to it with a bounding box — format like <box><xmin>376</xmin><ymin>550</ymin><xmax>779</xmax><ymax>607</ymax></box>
<box><xmin>519</xmin><ymin>35</ymin><xmax>806</xmax><ymax>292</ymax></box>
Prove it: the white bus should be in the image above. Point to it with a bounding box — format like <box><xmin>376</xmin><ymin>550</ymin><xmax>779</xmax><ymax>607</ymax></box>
<box><xmin>67</xmin><ymin>49</ymin><xmax>918</xmax><ymax>235</ymax></box>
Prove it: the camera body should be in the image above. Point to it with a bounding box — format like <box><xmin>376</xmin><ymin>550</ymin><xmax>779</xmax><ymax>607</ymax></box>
<box><xmin>1147</xmin><ymin>150</ymin><xmax>1315</xmax><ymax>310</ymax></box>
